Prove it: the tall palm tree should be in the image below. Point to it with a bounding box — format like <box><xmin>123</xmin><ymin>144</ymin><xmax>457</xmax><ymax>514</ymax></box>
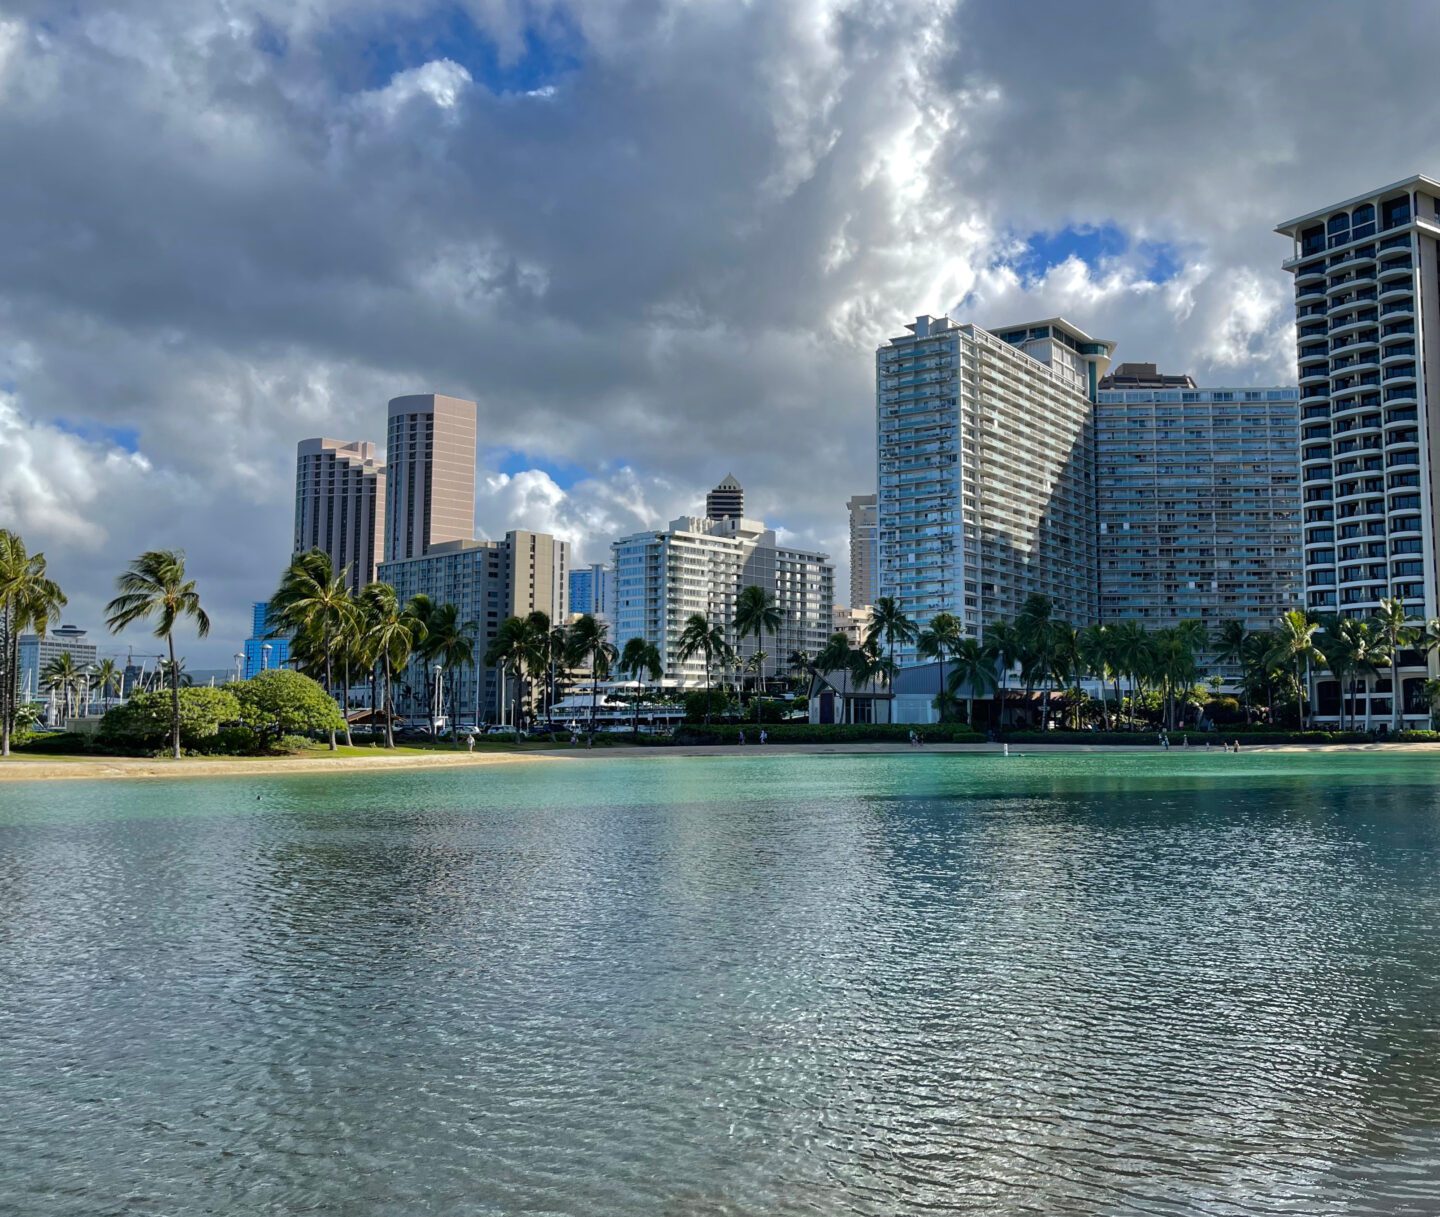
<box><xmin>567</xmin><ymin>614</ymin><xmax>617</xmax><ymax>737</ymax></box>
<box><xmin>359</xmin><ymin>582</ymin><xmax>425</xmax><ymax>748</ymax></box>
<box><xmin>484</xmin><ymin>615</ymin><xmax>534</xmax><ymax>733</ymax></box>
<box><xmin>734</xmin><ymin>584</ymin><xmax>783</xmax><ymax>707</ymax></box>
<box><xmin>982</xmin><ymin>619</ymin><xmax>1024</xmax><ymax>731</ymax></box>
<box><xmin>269</xmin><ymin>549</ymin><xmax>353</xmax><ymax>750</ymax></box>
<box><xmin>420</xmin><ymin>602</ymin><xmax>477</xmax><ymax>738</ymax></box>
<box><xmin>847</xmin><ymin>636</ymin><xmax>886</xmax><ymax>722</ymax></box>
<box><xmin>813</xmin><ymin>631</ymin><xmax>854</xmax><ymax>723</ymax></box>
<box><xmin>1267</xmin><ymin>609</ymin><xmax>1324</xmax><ymax>729</ymax></box>
<box><xmin>105</xmin><ymin>550</ymin><xmax>209</xmax><ymax>760</ymax></box>
<box><xmin>618</xmin><ymin>637</ymin><xmax>663</xmax><ymax>733</ymax></box>
<box><xmin>41</xmin><ymin>652</ymin><xmax>83</xmax><ymax>722</ymax></box>
<box><xmin>1076</xmin><ymin>624</ymin><xmax>1114</xmax><ymax>729</ymax></box>
<box><xmin>676</xmin><ymin>613</ymin><xmax>729</xmax><ymax>722</ymax></box>
<box><xmin>1371</xmin><ymin>597</ymin><xmax>1414</xmax><ymax>733</ymax></box>
<box><xmin>1212</xmin><ymin>619</ymin><xmax>1251</xmax><ymax>720</ymax></box>
<box><xmin>0</xmin><ymin>530</ymin><xmax>68</xmax><ymax>756</ymax></box>
<box><xmin>917</xmin><ymin>612</ymin><xmax>965</xmax><ymax>707</ymax></box>
<box><xmin>866</xmin><ymin>597</ymin><xmax>917</xmax><ymax>722</ymax></box>
<box><xmin>1014</xmin><ymin>595</ymin><xmax>1057</xmax><ymax>728</ymax></box>
<box><xmin>1048</xmin><ymin>621</ymin><xmax>1082</xmax><ymax>728</ymax></box>
<box><xmin>946</xmin><ymin>637</ymin><xmax>997</xmax><ymax>727</ymax></box>
<box><xmin>91</xmin><ymin>657</ymin><xmax>123</xmax><ymax>707</ymax></box>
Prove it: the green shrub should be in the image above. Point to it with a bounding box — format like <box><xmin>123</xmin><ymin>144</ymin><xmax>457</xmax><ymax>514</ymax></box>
<box><xmin>683</xmin><ymin>690</ymin><xmax>737</xmax><ymax>723</ymax></box>
<box><xmin>100</xmin><ymin>687</ymin><xmax>242</xmax><ymax>751</ymax></box>
<box><xmin>12</xmin><ymin>731</ymin><xmax>93</xmax><ymax>754</ymax></box>
<box><xmin>229</xmin><ymin>670</ymin><xmax>345</xmax><ymax>750</ymax></box>
<box><xmin>1003</xmin><ymin>729</ymin><xmax>1374</xmax><ymax>746</ymax></box>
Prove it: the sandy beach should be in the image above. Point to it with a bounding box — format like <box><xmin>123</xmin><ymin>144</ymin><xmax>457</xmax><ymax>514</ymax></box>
<box><xmin>2</xmin><ymin>739</ymin><xmax>1438</xmax><ymax>781</ymax></box>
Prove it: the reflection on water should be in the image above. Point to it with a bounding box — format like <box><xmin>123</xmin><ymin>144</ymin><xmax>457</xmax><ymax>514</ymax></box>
<box><xmin>2</xmin><ymin>753</ymin><xmax>1440</xmax><ymax>1215</ymax></box>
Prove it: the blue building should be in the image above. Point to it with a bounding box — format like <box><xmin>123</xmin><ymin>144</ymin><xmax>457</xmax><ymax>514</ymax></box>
<box><xmin>243</xmin><ymin>601</ymin><xmax>290</xmax><ymax>679</ymax></box>
<box><xmin>568</xmin><ymin>563</ymin><xmax>611</xmax><ymax>618</ymax></box>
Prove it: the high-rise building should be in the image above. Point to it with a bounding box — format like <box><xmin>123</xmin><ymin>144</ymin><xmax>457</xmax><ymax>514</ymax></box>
<box><xmin>1276</xmin><ymin>175</ymin><xmax>1440</xmax><ymax>725</ymax></box>
<box><xmin>568</xmin><ymin>563</ymin><xmax>611</xmax><ymax>618</ymax></box>
<box><xmin>1098</xmin><ymin>363</ymin><xmax>1197</xmax><ymax>392</ymax></box>
<box><xmin>876</xmin><ymin>315</ymin><xmax>1114</xmax><ymax>663</ymax></box>
<box><xmin>243</xmin><ymin>601</ymin><xmax>291</xmax><ymax>679</ymax></box>
<box><xmin>17</xmin><ymin>624</ymin><xmax>98</xmax><ymax>707</ymax></box>
<box><xmin>293</xmin><ymin>438</ymin><xmax>386</xmax><ymax>593</ymax></box>
<box><xmin>706</xmin><ymin>474</ymin><xmax>745</xmax><ymax>520</ymax></box>
<box><xmin>833</xmin><ymin>604</ymin><xmax>873</xmax><ymax>649</ymax></box>
<box><xmin>378</xmin><ymin>531</ymin><xmax>569</xmax><ymax>724</ymax></box>
<box><xmin>383</xmin><ymin>394</ymin><xmax>478</xmax><ymax>563</ymax></box>
<box><xmin>847</xmin><ymin>493</ymin><xmax>878</xmax><ymax>608</ymax></box>
<box><xmin>612</xmin><ymin>514</ymin><xmax>833</xmax><ymax>688</ymax></box>
<box><xmin>1095</xmin><ymin>378</ymin><xmax>1303</xmax><ymax>632</ymax></box>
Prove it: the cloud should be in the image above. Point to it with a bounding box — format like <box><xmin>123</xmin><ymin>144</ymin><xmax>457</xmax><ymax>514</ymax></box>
<box><xmin>4</xmin><ymin>0</ymin><xmax>1440</xmax><ymax>663</ymax></box>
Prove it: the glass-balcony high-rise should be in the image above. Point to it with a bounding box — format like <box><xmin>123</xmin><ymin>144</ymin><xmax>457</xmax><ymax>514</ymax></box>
<box><xmin>1276</xmin><ymin>174</ymin><xmax>1440</xmax><ymax>725</ymax></box>
<box><xmin>875</xmin><ymin>315</ymin><xmax>1114</xmax><ymax>662</ymax></box>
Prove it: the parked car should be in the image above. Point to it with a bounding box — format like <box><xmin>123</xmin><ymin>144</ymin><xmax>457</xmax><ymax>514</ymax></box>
<box><xmin>455</xmin><ymin>725</ymin><xmax>482</xmax><ymax>738</ymax></box>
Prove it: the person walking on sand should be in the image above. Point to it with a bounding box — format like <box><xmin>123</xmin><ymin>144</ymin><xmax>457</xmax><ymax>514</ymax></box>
<box><xmin>738</xmin><ymin>729</ymin><xmax>746</xmax><ymax>745</ymax></box>
<box><xmin>466</xmin><ymin>735</ymin><xmax>475</xmax><ymax>755</ymax></box>
<box><xmin>759</xmin><ymin>729</ymin><xmax>768</xmax><ymax>745</ymax></box>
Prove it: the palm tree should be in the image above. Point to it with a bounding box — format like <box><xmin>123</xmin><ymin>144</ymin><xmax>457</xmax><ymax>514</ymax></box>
<box><xmin>41</xmin><ymin>652</ymin><xmax>83</xmax><ymax>722</ymax></box>
<box><xmin>1212</xmin><ymin>620</ymin><xmax>1250</xmax><ymax>720</ymax></box>
<box><xmin>847</xmin><ymin>636</ymin><xmax>886</xmax><ymax>722</ymax></box>
<box><xmin>1267</xmin><ymin>609</ymin><xmax>1324</xmax><ymax>729</ymax></box>
<box><xmin>421</xmin><ymin>602</ymin><xmax>477</xmax><ymax>739</ymax></box>
<box><xmin>568</xmin><ymin>614</ymin><xmax>617</xmax><ymax>737</ymax></box>
<box><xmin>917</xmin><ymin>612</ymin><xmax>964</xmax><ymax>708</ymax></box>
<box><xmin>946</xmin><ymin>637</ymin><xmax>997</xmax><ymax>727</ymax></box>
<box><xmin>813</xmin><ymin>631</ymin><xmax>854</xmax><ymax>723</ymax></box>
<box><xmin>676</xmin><ymin>613</ymin><xmax>729</xmax><ymax>722</ymax></box>
<box><xmin>91</xmin><ymin>657</ymin><xmax>123</xmax><ymax>708</ymax></box>
<box><xmin>1372</xmin><ymin>597</ymin><xmax>1415</xmax><ymax>733</ymax></box>
<box><xmin>1076</xmin><ymin>624</ymin><xmax>1114</xmax><ymax>729</ymax></box>
<box><xmin>0</xmin><ymin>530</ymin><xmax>68</xmax><ymax>756</ymax></box>
<box><xmin>269</xmin><ymin>550</ymin><xmax>353</xmax><ymax>750</ymax></box>
<box><xmin>982</xmin><ymin>619</ymin><xmax>1024</xmax><ymax>731</ymax></box>
<box><xmin>618</xmin><ymin>637</ymin><xmax>663</xmax><ymax>733</ymax></box>
<box><xmin>1049</xmin><ymin>621</ymin><xmax>1082</xmax><ymax>728</ymax></box>
<box><xmin>105</xmin><ymin>550</ymin><xmax>210</xmax><ymax>760</ymax></box>
<box><xmin>734</xmin><ymin>585</ymin><xmax>783</xmax><ymax>706</ymax></box>
<box><xmin>359</xmin><ymin>582</ymin><xmax>425</xmax><ymax>747</ymax></box>
<box><xmin>484</xmin><ymin>615</ymin><xmax>534</xmax><ymax>733</ymax></box>
<box><xmin>865</xmin><ymin>597</ymin><xmax>917</xmax><ymax>722</ymax></box>
<box><xmin>1014</xmin><ymin>595</ymin><xmax>1057</xmax><ymax>729</ymax></box>
<box><xmin>1112</xmin><ymin>621</ymin><xmax>1155</xmax><ymax>727</ymax></box>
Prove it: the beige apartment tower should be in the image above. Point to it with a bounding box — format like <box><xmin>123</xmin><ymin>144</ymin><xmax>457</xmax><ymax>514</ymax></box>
<box><xmin>384</xmin><ymin>394</ymin><xmax>478</xmax><ymax>562</ymax></box>
<box><xmin>847</xmin><ymin>493</ymin><xmax>878</xmax><ymax>608</ymax></box>
<box><xmin>294</xmin><ymin>438</ymin><xmax>386</xmax><ymax>593</ymax></box>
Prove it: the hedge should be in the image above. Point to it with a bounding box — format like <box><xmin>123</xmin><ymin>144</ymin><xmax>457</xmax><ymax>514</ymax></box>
<box><xmin>1003</xmin><ymin>729</ymin><xmax>1376</xmax><ymax>746</ymax></box>
<box><xmin>673</xmin><ymin>723</ymin><xmax>986</xmax><ymax>745</ymax></box>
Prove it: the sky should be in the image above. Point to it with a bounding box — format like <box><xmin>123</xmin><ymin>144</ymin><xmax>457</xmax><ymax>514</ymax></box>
<box><xmin>5</xmin><ymin>0</ymin><xmax>1440</xmax><ymax>667</ymax></box>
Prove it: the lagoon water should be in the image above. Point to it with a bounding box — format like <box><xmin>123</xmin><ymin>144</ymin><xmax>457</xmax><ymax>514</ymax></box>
<box><xmin>3</xmin><ymin>751</ymin><xmax>1440</xmax><ymax>1215</ymax></box>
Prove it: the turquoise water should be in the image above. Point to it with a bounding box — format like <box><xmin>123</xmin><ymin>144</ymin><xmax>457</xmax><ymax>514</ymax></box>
<box><xmin>3</xmin><ymin>752</ymin><xmax>1440</xmax><ymax>1215</ymax></box>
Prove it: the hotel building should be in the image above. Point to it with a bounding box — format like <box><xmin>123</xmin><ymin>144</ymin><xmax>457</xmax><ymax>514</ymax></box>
<box><xmin>1095</xmin><ymin>367</ymin><xmax>1302</xmax><ymax>631</ymax></box>
<box><xmin>383</xmin><ymin>394</ymin><xmax>478</xmax><ymax>563</ymax></box>
<box><xmin>847</xmin><ymin>493</ymin><xmax>878</xmax><ymax>608</ymax></box>
<box><xmin>611</xmin><ymin>515</ymin><xmax>834</xmax><ymax>688</ymax></box>
<box><xmin>706</xmin><ymin>474</ymin><xmax>745</xmax><ymax>520</ymax></box>
<box><xmin>875</xmin><ymin>315</ymin><xmax>1113</xmax><ymax>663</ymax></box>
<box><xmin>17</xmin><ymin>624</ymin><xmax>97</xmax><ymax>707</ymax></box>
<box><xmin>568</xmin><ymin>563</ymin><xmax>611</xmax><ymax>618</ymax></box>
<box><xmin>378</xmin><ymin>530</ymin><xmax>569</xmax><ymax>724</ymax></box>
<box><xmin>293</xmin><ymin>438</ymin><xmax>386</xmax><ymax>592</ymax></box>
<box><xmin>1277</xmin><ymin>175</ymin><xmax>1440</xmax><ymax>724</ymax></box>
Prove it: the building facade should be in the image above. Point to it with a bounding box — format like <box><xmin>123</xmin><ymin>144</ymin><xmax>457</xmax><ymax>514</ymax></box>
<box><xmin>17</xmin><ymin>624</ymin><xmax>98</xmax><ymax>707</ymax></box>
<box><xmin>568</xmin><ymin>563</ymin><xmax>611</xmax><ymax>618</ymax></box>
<box><xmin>294</xmin><ymin>438</ymin><xmax>386</xmax><ymax>593</ymax></box>
<box><xmin>706</xmin><ymin>474</ymin><xmax>745</xmax><ymax>520</ymax></box>
<box><xmin>876</xmin><ymin>315</ymin><xmax>1113</xmax><ymax>663</ymax></box>
<box><xmin>846</xmin><ymin>493</ymin><xmax>878</xmax><ymax>608</ymax></box>
<box><xmin>243</xmin><ymin>601</ymin><xmax>291</xmax><ymax>680</ymax></box>
<box><xmin>611</xmin><ymin>515</ymin><xmax>833</xmax><ymax>688</ymax></box>
<box><xmin>1277</xmin><ymin>175</ymin><xmax>1440</xmax><ymax>724</ymax></box>
<box><xmin>832</xmin><ymin>604</ymin><xmax>873</xmax><ymax>649</ymax></box>
<box><xmin>1095</xmin><ymin>379</ymin><xmax>1303</xmax><ymax>631</ymax></box>
<box><xmin>378</xmin><ymin>531</ymin><xmax>569</xmax><ymax>724</ymax></box>
<box><xmin>383</xmin><ymin>394</ymin><xmax>478</xmax><ymax>563</ymax></box>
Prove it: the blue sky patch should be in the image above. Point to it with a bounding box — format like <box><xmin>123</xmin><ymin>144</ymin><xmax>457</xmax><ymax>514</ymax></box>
<box><xmin>326</xmin><ymin>4</ymin><xmax>582</xmax><ymax>95</ymax></box>
<box><xmin>53</xmin><ymin>417</ymin><xmax>141</xmax><ymax>453</ymax></box>
<box><xmin>1013</xmin><ymin>223</ymin><xmax>1183</xmax><ymax>284</ymax></box>
<box><xmin>486</xmin><ymin>447</ymin><xmax>589</xmax><ymax>490</ymax></box>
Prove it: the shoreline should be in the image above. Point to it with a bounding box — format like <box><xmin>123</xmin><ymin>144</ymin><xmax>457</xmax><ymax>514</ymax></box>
<box><xmin>2</xmin><ymin>739</ymin><xmax>1438</xmax><ymax>781</ymax></box>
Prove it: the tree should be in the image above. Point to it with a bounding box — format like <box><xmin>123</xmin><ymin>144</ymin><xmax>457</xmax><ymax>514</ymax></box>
<box><xmin>41</xmin><ymin>652</ymin><xmax>83</xmax><ymax>722</ymax></box>
<box><xmin>1371</xmin><ymin>597</ymin><xmax>1414</xmax><ymax>733</ymax></box>
<box><xmin>676</xmin><ymin>613</ymin><xmax>730</xmax><ymax>723</ymax></box>
<box><xmin>847</xmin><ymin>636</ymin><xmax>886</xmax><ymax>722</ymax></box>
<box><xmin>813</xmin><ymin>632</ymin><xmax>854</xmax><ymax>722</ymax></box>
<box><xmin>917</xmin><ymin>612</ymin><xmax>964</xmax><ymax>707</ymax></box>
<box><xmin>618</xmin><ymin>637</ymin><xmax>663</xmax><ymax>733</ymax></box>
<box><xmin>0</xmin><ymin>530</ymin><xmax>68</xmax><ymax>757</ymax></box>
<box><xmin>982</xmin><ymin>619</ymin><xmax>1024</xmax><ymax>731</ymax></box>
<box><xmin>865</xmin><ymin>597</ymin><xmax>917</xmax><ymax>721</ymax></box>
<box><xmin>567</xmin><ymin>614</ymin><xmax>617</xmax><ymax>737</ymax></box>
<box><xmin>419</xmin><ymin>601</ymin><xmax>477</xmax><ymax>738</ymax></box>
<box><xmin>268</xmin><ymin>550</ymin><xmax>353</xmax><ymax>750</ymax></box>
<box><xmin>1267</xmin><ymin>610</ymin><xmax>1324</xmax><ymax>729</ymax></box>
<box><xmin>484</xmin><ymin>615</ymin><xmax>534</xmax><ymax>733</ymax></box>
<box><xmin>359</xmin><ymin>582</ymin><xmax>425</xmax><ymax>747</ymax></box>
<box><xmin>734</xmin><ymin>584</ymin><xmax>782</xmax><ymax>709</ymax></box>
<box><xmin>100</xmin><ymin>686</ymin><xmax>240</xmax><ymax>752</ymax></box>
<box><xmin>1077</xmin><ymin>624</ymin><xmax>1115</xmax><ymax>729</ymax></box>
<box><xmin>92</xmin><ymin>658</ymin><xmax>123</xmax><ymax>706</ymax></box>
<box><xmin>105</xmin><ymin>550</ymin><xmax>210</xmax><ymax>760</ymax></box>
<box><xmin>1015</xmin><ymin>595</ymin><xmax>1057</xmax><ymax>729</ymax></box>
<box><xmin>946</xmin><ymin>637</ymin><xmax>997</xmax><ymax>727</ymax></box>
<box><xmin>1212</xmin><ymin>620</ymin><xmax>1251</xmax><ymax>720</ymax></box>
<box><xmin>231</xmin><ymin>670</ymin><xmax>347</xmax><ymax>751</ymax></box>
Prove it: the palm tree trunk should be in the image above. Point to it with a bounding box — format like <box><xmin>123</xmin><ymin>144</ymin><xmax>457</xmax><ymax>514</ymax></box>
<box><xmin>383</xmin><ymin>657</ymin><xmax>394</xmax><ymax>748</ymax></box>
<box><xmin>167</xmin><ymin>632</ymin><xmax>181</xmax><ymax>759</ymax></box>
<box><xmin>1392</xmin><ymin>652</ymin><xmax>1402</xmax><ymax>733</ymax></box>
<box><xmin>342</xmin><ymin>657</ymin><xmax>354</xmax><ymax>746</ymax></box>
<box><xmin>324</xmin><ymin>639</ymin><xmax>336</xmax><ymax>751</ymax></box>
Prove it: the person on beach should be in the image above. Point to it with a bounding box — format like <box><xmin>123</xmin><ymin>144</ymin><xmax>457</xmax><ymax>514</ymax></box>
<box><xmin>738</xmin><ymin>729</ymin><xmax>746</xmax><ymax>745</ymax></box>
<box><xmin>466</xmin><ymin>735</ymin><xmax>475</xmax><ymax>754</ymax></box>
<box><xmin>759</xmin><ymin>729</ymin><xmax>768</xmax><ymax>745</ymax></box>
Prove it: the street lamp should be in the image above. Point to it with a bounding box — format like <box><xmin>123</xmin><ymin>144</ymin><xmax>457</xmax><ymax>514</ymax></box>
<box><xmin>262</xmin><ymin>643</ymin><xmax>272</xmax><ymax>672</ymax></box>
<box><xmin>234</xmin><ymin>652</ymin><xmax>245</xmax><ymax>682</ymax></box>
<box><xmin>433</xmin><ymin>663</ymin><xmax>444</xmax><ymax>731</ymax></box>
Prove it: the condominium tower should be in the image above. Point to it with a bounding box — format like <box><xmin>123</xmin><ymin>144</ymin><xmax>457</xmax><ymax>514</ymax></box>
<box><xmin>1277</xmin><ymin>174</ymin><xmax>1440</xmax><ymax>724</ymax></box>
<box><xmin>876</xmin><ymin>315</ymin><xmax>1113</xmax><ymax>662</ymax></box>
<box><xmin>293</xmin><ymin>438</ymin><xmax>386</xmax><ymax>592</ymax></box>
<box><xmin>1095</xmin><ymin>372</ymin><xmax>1302</xmax><ymax>630</ymax></box>
<box><xmin>383</xmin><ymin>394</ymin><xmax>478</xmax><ymax>562</ymax></box>
<box><xmin>568</xmin><ymin>563</ymin><xmax>611</xmax><ymax>618</ymax></box>
<box><xmin>846</xmin><ymin>493</ymin><xmax>878</xmax><ymax>608</ymax></box>
<box><xmin>611</xmin><ymin>514</ymin><xmax>834</xmax><ymax>688</ymax></box>
<box><xmin>706</xmin><ymin>474</ymin><xmax>745</xmax><ymax>520</ymax></box>
<box><xmin>378</xmin><ymin>531</ymin><xmax>569</xmax><ymax>724</ymax></box>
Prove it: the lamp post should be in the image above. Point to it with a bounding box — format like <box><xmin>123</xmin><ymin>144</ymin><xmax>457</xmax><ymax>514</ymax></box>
<box><xmin>433</xmin><ymin>663</ymin><xmax>443</xmax><ymax>732</ymax></box>
<box><xmin>262</xmin><ymin>643</ymin><xmax>272</xmax><ymax>672</ymax></box>
<box><xmin>234</xmin><ymin>652</ymin><xmax>244</xmax><ymax>682</ymax></box>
